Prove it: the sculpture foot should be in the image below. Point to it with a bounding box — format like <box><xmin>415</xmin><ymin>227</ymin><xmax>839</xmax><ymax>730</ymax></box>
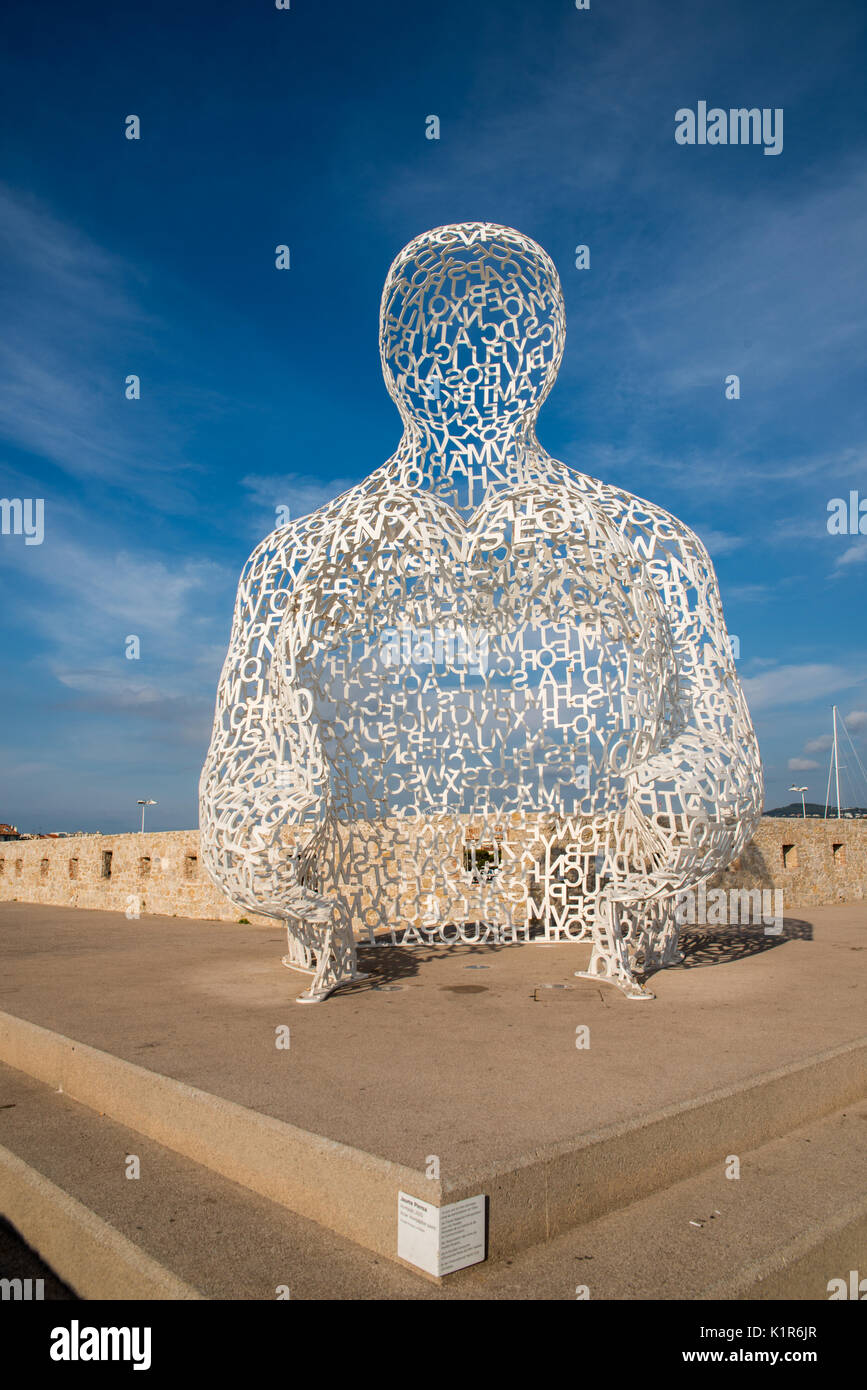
<box><xmin>295</xmin><ymin>984</ymin><xmax>339</xmax><ymax>1004</ymax></box>
<box><xmin>574</xmin><ymin>969</ymin><xmax>655</xmax><ymax>1001</ymax></box>
<box><xmin>295</xmin><ymin>969</ymin><xmax>370</xmax><ymax>1004</ymax></box>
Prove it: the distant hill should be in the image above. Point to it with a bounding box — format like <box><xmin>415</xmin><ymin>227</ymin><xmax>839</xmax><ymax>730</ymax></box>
<box><xmin>765</xmin><ymin>802</ymin><xmax>867</xmax><ymax>818</ymax></box>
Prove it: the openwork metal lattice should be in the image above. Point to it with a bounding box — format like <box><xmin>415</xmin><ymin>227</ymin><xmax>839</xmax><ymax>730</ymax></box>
<box><xmin>200</xmin><ymin>222</ymin><xmax>762</xmax><ymax>1001</ymax></box>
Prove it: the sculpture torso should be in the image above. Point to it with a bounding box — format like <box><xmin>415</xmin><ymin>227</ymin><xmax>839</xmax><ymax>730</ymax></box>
<box><xmin>281</xmin><ymin>460</ymin><xmax>675</xmax><ymax>823</ymax></box>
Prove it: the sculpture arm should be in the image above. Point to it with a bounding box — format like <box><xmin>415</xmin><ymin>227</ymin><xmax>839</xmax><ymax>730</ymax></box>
<box><xmin>622</xmin><ymin>516</ymin><xmax>762</xmax><ymax>889</ymax></box>
<box><xmin>199</xmin><ymin>531</ymin><xmax>329</xmax><ymax>918</ymax></box>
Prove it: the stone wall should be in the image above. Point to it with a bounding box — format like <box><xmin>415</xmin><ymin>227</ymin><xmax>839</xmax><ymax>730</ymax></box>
<box><xmin>0</xmin><ymin>816</ymin><xmax>864</xmax><ymax>925</ymax></box>
<box><xmin>0</xmin><ymin>830</ymin><xmax>274</xmax><ymax>926</ymax></box>
<box><xmin>706</xmin><ymin>816</ymin><xmax>866</xmax><ymax>906</ymax></box>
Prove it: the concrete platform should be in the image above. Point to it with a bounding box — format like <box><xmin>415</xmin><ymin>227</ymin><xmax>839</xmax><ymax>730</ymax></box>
<box><xmin>1</xmin><ymin>1064</ymin><xmax>864</xmax><ymax>1299</ymax></box>
<box><xmin>0</xmin><ymin>902</ymin><xmax>864</xmax><ymax>1279</ymax></box>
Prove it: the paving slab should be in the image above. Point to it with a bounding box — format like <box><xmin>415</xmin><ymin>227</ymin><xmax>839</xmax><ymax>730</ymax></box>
<box><xmin>0</xmin><ymin>901</ymin><xmax>864</xmax><ymax>1178</ymax></box>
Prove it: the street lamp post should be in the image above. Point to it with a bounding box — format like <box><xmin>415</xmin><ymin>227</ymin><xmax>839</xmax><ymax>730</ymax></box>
<box><xmin>789</xmin><ymin>785</ymin><xmax>808</xmax><ymax>819</ymax></box>
<box><xmin>137</xmin><ymin>799</ymin><xmax>157</xmax><ymax>833</ymax></box>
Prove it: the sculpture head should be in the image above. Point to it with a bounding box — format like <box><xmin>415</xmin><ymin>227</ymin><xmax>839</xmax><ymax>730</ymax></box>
<box><xmin>379</xmin><ymin>222</ymin><xmax>566</xmax><ymax>440</ymax></box>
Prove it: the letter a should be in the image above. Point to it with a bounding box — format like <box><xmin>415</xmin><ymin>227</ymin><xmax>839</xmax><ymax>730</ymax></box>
<box><xmin>50</xmin><ymin>1329</ymin><xmax>71</xmax><ymax>1362</ymax></box>
<box><xmin>674</xmin><ymin>109</ymin><xmax>695</xmax><ymax>145</ymax></box>
<box><xmin>705</xmin><ymin>108</ymin><xmax>727</xmax><ymax>144</ymax></box>
<box><xmin>826</xmin><ymin>498</ymin><xmax>847</xmax><ymax>535</ymax></box>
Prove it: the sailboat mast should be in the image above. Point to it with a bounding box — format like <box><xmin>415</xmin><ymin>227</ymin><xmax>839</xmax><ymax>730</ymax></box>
<box><xmin>833</xmin><ymin>704</ymin><xmax>842</xmax><ymax>819</ymax></box>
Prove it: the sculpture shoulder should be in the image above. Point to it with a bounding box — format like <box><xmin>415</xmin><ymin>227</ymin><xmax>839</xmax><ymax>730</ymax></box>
<box><xmin>236</xmin><ymin>479</ymin><xmax>374</xmax><ymax>591</ymax></box>
<box><xmin>552</xmin><ymin>462</ymin><xmax>714</xmax><ymax>572</ymax></box>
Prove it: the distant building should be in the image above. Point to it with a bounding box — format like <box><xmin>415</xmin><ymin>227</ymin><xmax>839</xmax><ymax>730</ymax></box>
<box><xmin>0</xmin><ymin>823</ymin><xmax>21</xmax><ymax>841</ymax></box>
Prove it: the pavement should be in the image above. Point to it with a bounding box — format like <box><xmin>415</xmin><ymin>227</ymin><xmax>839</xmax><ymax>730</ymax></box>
<box><xmin>0</xmin><ymin>901</ymin><xmax>863</xmax><ymax>1174</ymax></box>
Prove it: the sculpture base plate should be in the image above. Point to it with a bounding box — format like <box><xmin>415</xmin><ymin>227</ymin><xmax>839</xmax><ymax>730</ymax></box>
<box><xmin>295</xmin><ymin>970</ymin><xmax>370</xmax><ymax>1004</ymax></box>
<box><xmin>574</xmin><ymin>969</ymin><xmax>655</xmax><ymax>1000</ymax></box>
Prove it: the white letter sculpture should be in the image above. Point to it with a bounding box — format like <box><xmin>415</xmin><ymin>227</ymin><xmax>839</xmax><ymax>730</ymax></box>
<box><xmin>200</xmin><ymin>223</ymin><xmax>762</xmax><ymax>1002</ymax></box>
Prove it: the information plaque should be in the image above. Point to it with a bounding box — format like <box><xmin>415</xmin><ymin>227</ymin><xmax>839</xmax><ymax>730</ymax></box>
<box><xmin>397</xmin><ymin>1191</ymin><xmax>486</xmax><ymax>1277</ymax></box>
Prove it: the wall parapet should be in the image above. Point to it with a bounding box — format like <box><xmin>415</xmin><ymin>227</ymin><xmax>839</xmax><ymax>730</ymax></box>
<box><xmin>0</xmin><ymin>830</ymin><xmax>273</xmax><ymax>926</ymax></box>
<box><xmin>0</xmin><ymin>817</ymin><xmax>863</xmax><ymax>924</ymax></box>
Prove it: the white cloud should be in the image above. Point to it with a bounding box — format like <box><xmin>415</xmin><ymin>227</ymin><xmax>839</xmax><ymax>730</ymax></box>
<box><xmin>692</xmin><ymin>528</ymin><xmax>746</xmax><ymax>557</ymax></box>
<box><xmin>0</xmin><ymin>526</ymin><xmax>234</xmax><ymax>728</ymax></box>
<box><xmin>241</xmin><ymin>471</ymin><xmax>358</xmax><ymax>523</ymax></box>
<box><xmin>0</xmin><ymin>184</ymin><xmax>152</xmax><ymax>484</ymax></box>
<box><xmin>788</xmin><ymin>757</ymin><xmax>819</xmax><ymax>771</ymax></box>
<box><xmin>804</xmin><ymin>734</ymin><xmax>833</xmax><ymax>754</ymax></box>
<box><xmin>832</xmin><ymin>539</ymin><xmax>867</xmax><ymax>573</ymax></box>
<box><xmin>741</xmin><ymin>663</ymin><xmax>866</xmax><ymax>712</ymax></box>
<box><xmin>0</xmin><ymin>183</ymin><xmax>229</xmax><ymax>511</ymax></box>
<box><xmin>2</xmin><ymin>535</ymin><xmax>226</xmax><ymax>635</ymax></box>
<box><xmin>720</xmin><ymin>581</ymin><xmax>773</xmax><ymax>603</ymax></box>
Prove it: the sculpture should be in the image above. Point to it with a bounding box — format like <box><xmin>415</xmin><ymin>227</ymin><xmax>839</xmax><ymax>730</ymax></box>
<box><xmin>200</xmin><ymin>222</ymin><xmax>762</xmax><ymax>1001</ymax></box>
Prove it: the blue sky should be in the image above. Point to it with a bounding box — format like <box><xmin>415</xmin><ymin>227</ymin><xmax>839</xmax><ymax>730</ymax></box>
<box><xmin>1</xmin><ymin>0</ymin><xmax>866</xmax><ymax>832</ymax></box>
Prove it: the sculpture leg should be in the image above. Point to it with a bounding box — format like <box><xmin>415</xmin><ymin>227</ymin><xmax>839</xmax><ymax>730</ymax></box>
<box><xmin>282</xmin><ymin>921</ymin><xmax>315</xmax><ymax>974</ymax></box>
<box><xmin>628</xmin><ymin>897</ymin><xmax>684</xmax><ymax>974</ymax></box>
<box><xmin>575</xmin><ymin>898</ymin><xmax>655</xmax><ymax>1000</ymax></box>
<box><xmin>283</xmin><ymin>896</ymin><xmax>369</xmax><ymax>1004</ymax></box>
<box><xmin>655</xmin><ymin>898</ymin><xmax>684</xmax><ymax>967</ymax></box>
